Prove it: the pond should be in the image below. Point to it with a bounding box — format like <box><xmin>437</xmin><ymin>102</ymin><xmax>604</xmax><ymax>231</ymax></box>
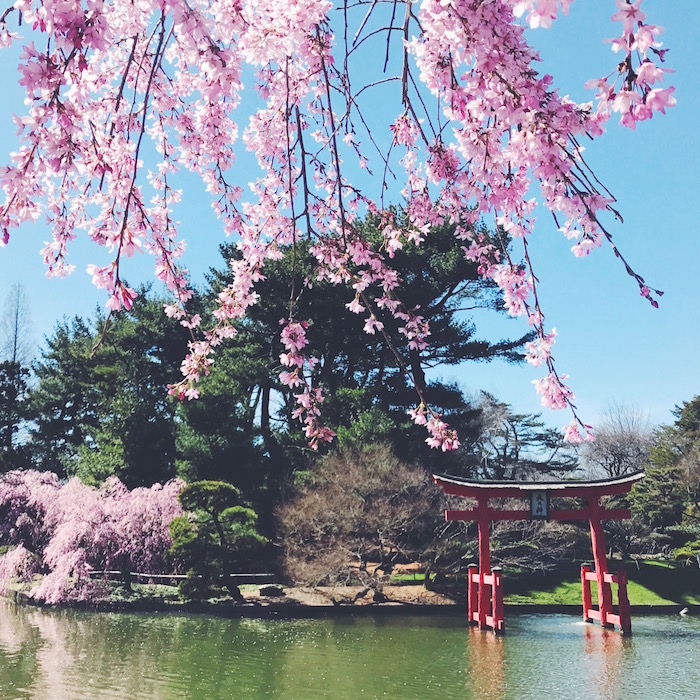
<box><xmin>1</xmin><ymin>600</ymin><xmax>699</xmax><ymax>699</ymax></box>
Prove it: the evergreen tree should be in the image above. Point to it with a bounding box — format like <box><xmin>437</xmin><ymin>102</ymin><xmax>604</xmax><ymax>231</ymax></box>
<box><xmin>203</xmin><ymin>214</ymin><xmax>531</xmax><ymax>475</ymax></box>
<box><xmin>169</xmin><ymin>481</ymin><xmax>268</xmax><ymax>600</ymax></box>
<box><xmin>465</xmin><ymin>392</ymin><xmax>579</xmax><ymax>481</ymax></box>
<box><xmin>28</xmin><ymin>317</ymin><xmax>106</xmax><ymax>476</ymax></box>
<box><xmin>635</xmin><ymin>398</ymin><xmax>700</xmax><ymax>523</ymax></box>
<box><xmin>0</xmin><ymin>284</ymin><xmax>34</xmax><ymax>470</ymax></box>
<box><xmin>175</xmin><ymin>336</ymin><xmax>276</xmax><ymax>516</ymax></box>
<box><xmin>0</xmin><ymin>361</ymin><xmax>31</xmax><ymax>470</ymax></box>
<box><xmin>28</xmin><ymin>291</ymin><xmax>192</xmax><ymax>485</ymax></box>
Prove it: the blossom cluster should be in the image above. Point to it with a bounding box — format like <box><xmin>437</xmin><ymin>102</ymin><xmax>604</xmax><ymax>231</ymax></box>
<box><xmin>409</xmin><ymin>404</ymin><xmax>460</xmax><ymax>452</ymax></box>
<box><xmin>0</xmin><ymin>470</ymin><xmax>184</xmax><ymax>604</ymax></box>
<box><xmin>0</xmin><ymin>0</ymin><xmax>673</xmax><ymax>446</ymax></box>
<box><xmin>278</xmin><ymin>320</ymin><xmax>336</xmax><ymax>449</ymax></box>
<box><xmin>592</xmin><ymin>0</ymin><xmax>675</xmax><ymax>129</ymax></box>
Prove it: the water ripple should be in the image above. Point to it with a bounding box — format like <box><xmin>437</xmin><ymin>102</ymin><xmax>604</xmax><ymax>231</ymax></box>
<box><xmin>2</xmin><ymin>601</ymin><xmax>700</xmax><ymax>699</ymax></box>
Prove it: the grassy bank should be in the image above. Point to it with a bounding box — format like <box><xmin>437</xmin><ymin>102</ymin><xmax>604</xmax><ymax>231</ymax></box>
<box><xmin>502</xmin><ymin>559</ymin><xmax>700</xmax><ymax>607</ymax></box>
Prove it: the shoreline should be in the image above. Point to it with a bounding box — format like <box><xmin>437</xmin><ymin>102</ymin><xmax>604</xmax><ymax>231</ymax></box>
<box><xmin>6</xmin><ymin>586</ymin><xmax>695</xmax><ymax>619</ymax></box>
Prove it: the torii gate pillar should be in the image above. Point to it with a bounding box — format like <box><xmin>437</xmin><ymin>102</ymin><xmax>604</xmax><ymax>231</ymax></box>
<box><xmin>432</xmin><ymin>472</ymin><xmax>644</xmax><ymax>635</ymax></box>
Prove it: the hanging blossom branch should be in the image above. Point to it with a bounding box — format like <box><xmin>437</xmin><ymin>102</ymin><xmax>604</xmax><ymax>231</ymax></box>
<box><xmin>0</xmin><ymin>0</ymin><xmax>674</xmax><ymax>449</ymax></box>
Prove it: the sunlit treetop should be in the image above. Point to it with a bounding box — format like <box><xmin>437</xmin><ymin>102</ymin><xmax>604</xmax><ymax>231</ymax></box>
<box><xmin>0</xmin><ymin>0</ymin><xmax>674</xmax><ymax>449</ymax></box>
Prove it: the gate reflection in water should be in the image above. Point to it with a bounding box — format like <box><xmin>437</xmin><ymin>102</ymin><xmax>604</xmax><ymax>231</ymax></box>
<box><xmin>2</xmin><ymin>600</ymin><xmax>700</xmax><ymax>699</ymax></box>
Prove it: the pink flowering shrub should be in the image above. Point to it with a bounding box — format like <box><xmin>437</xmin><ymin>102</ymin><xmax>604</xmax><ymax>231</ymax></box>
<box><xmin>0</xmin><ymin>469</ymin><xmax>59</xmax><ymax>554</ymax></box>
<box><xmin>0</xmin><ymin>544</ymin><xmax>33</xmax><ymax>595</ymax></box>
<box><xmin>0</xmin><ymin>470</ymin><xmax>184</xmax><ymax>603</ymax></box>
<box><xmin>0</xmin><ymin>0</ymin><xmax>674</xmax><ymax>447</ymax></box>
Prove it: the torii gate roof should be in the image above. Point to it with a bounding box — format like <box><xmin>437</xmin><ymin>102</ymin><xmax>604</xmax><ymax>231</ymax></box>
<box><xmin>432</xmin><ymin>471</ymin><xmax>644</xmax><ymax>500</ymax></box>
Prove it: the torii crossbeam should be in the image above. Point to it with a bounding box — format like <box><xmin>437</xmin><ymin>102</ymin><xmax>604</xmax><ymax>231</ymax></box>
<box><xmin>432</xmin><ymin>471</ymin><xmax>645</xmax><ymax>635</ymax></box>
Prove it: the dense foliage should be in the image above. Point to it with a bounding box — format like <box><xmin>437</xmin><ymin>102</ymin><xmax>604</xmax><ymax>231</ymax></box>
<box><xmin>12</xmin><ymin>217</ymin><xmax>537</xmax><ymax>496</ymax></box>
<box><xmin>201</xmin><ymin>221</ymin><xmax>531</xmax><ymax>475</ymax></box>
<box><xmin>0</xmin><ymin>272</ymin><xmax>696</xmax><ymax>597</ymax></box>
<box><xmin>0</xmin><ymin>361</ymin><xmax>30</xmax><ymax>470</ymax></box>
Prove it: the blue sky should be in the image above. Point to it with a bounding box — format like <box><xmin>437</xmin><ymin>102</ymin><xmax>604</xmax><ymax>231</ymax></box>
<box><xmin>0</xmin><ymin>1</ymin><xmax>697</xmax><ymax>433</ymax></box>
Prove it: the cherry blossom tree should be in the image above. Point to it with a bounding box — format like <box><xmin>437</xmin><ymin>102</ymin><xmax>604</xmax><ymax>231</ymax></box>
<box><xmin>0</xmin><ymin>469</ymin><xmax>184</xmax><ymax>603</ymax></box>
<box><xmin>0</xmin><ymin>0</ymin><xmax>674</xmax><ymax>449</ymax></box>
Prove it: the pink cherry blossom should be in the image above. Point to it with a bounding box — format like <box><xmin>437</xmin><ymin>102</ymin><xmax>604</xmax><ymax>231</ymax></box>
<box><xmin>525</xmin><ymin>328</ymin><xmax>558</xmax><ymax>368</ymax></box>
<box><xmin>363</xmin><ymin>315</ymin><xmax>384</xmax><ymax>335</ymax></box>
<box><xmin>533</xmin><ymin>371</ymin><xmax>574</xmax><ymax>410</ymax></box>
<box><xmin>0</xmin><ymin>0</ymin><xmax>674</xmax><ymax>449</ymax></box>
<box><xmin>611</xmin><ymin>0</ymin><xmax>645</xmax><ymax>35</ymax></box>
<box><xmin>409</xmin><ymin>404</ymin><xmax>428</xmax><ymax>426</ymax></box>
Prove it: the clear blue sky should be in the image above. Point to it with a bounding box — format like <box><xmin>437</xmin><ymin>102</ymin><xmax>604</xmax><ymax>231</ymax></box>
<box><xmin>0</xmin><ymin>1</ymin><xmax>697</xmax><ymax>432</ymax></box>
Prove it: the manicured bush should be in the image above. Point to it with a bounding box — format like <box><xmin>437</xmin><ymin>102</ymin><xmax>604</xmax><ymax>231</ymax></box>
<box><xmin>169</xmin><ymin>481</ymin><xmax>267</xmax><ymax>600</ymax></box>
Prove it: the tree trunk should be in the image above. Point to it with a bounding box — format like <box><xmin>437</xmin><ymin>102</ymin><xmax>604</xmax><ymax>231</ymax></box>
<box><xmin>120</xmin><ymin>555</ymin><xmax>132</xmax><ymax>592</ymax></box>
<box><xmin>260</xmin><ymin>382</ymin><xmax>288</xmax><ymax>474</ymax></box>
<box><xmin>408</xmin><ymin>347</ymin><xmax>426</xmax><ymax>397</ymax></box>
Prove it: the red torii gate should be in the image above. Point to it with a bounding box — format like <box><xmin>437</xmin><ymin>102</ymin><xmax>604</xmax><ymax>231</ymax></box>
<box><xmin>432</xmin><ymin>471</ymin><xmax>645</xmax><ymax>635</ymax></box>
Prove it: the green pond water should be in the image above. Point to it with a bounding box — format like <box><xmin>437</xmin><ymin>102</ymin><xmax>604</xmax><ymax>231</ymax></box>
<box><xmin>1</xmin><ymin>599</ymin><xmax>699</xmax><ymax>699</ymax></box>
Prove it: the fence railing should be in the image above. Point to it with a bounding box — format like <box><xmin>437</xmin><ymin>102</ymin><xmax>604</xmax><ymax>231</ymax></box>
<box><xmin>87</xmin><ymin>571</ymin><xmax>277</xmax><ymax>585</ymax></box>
